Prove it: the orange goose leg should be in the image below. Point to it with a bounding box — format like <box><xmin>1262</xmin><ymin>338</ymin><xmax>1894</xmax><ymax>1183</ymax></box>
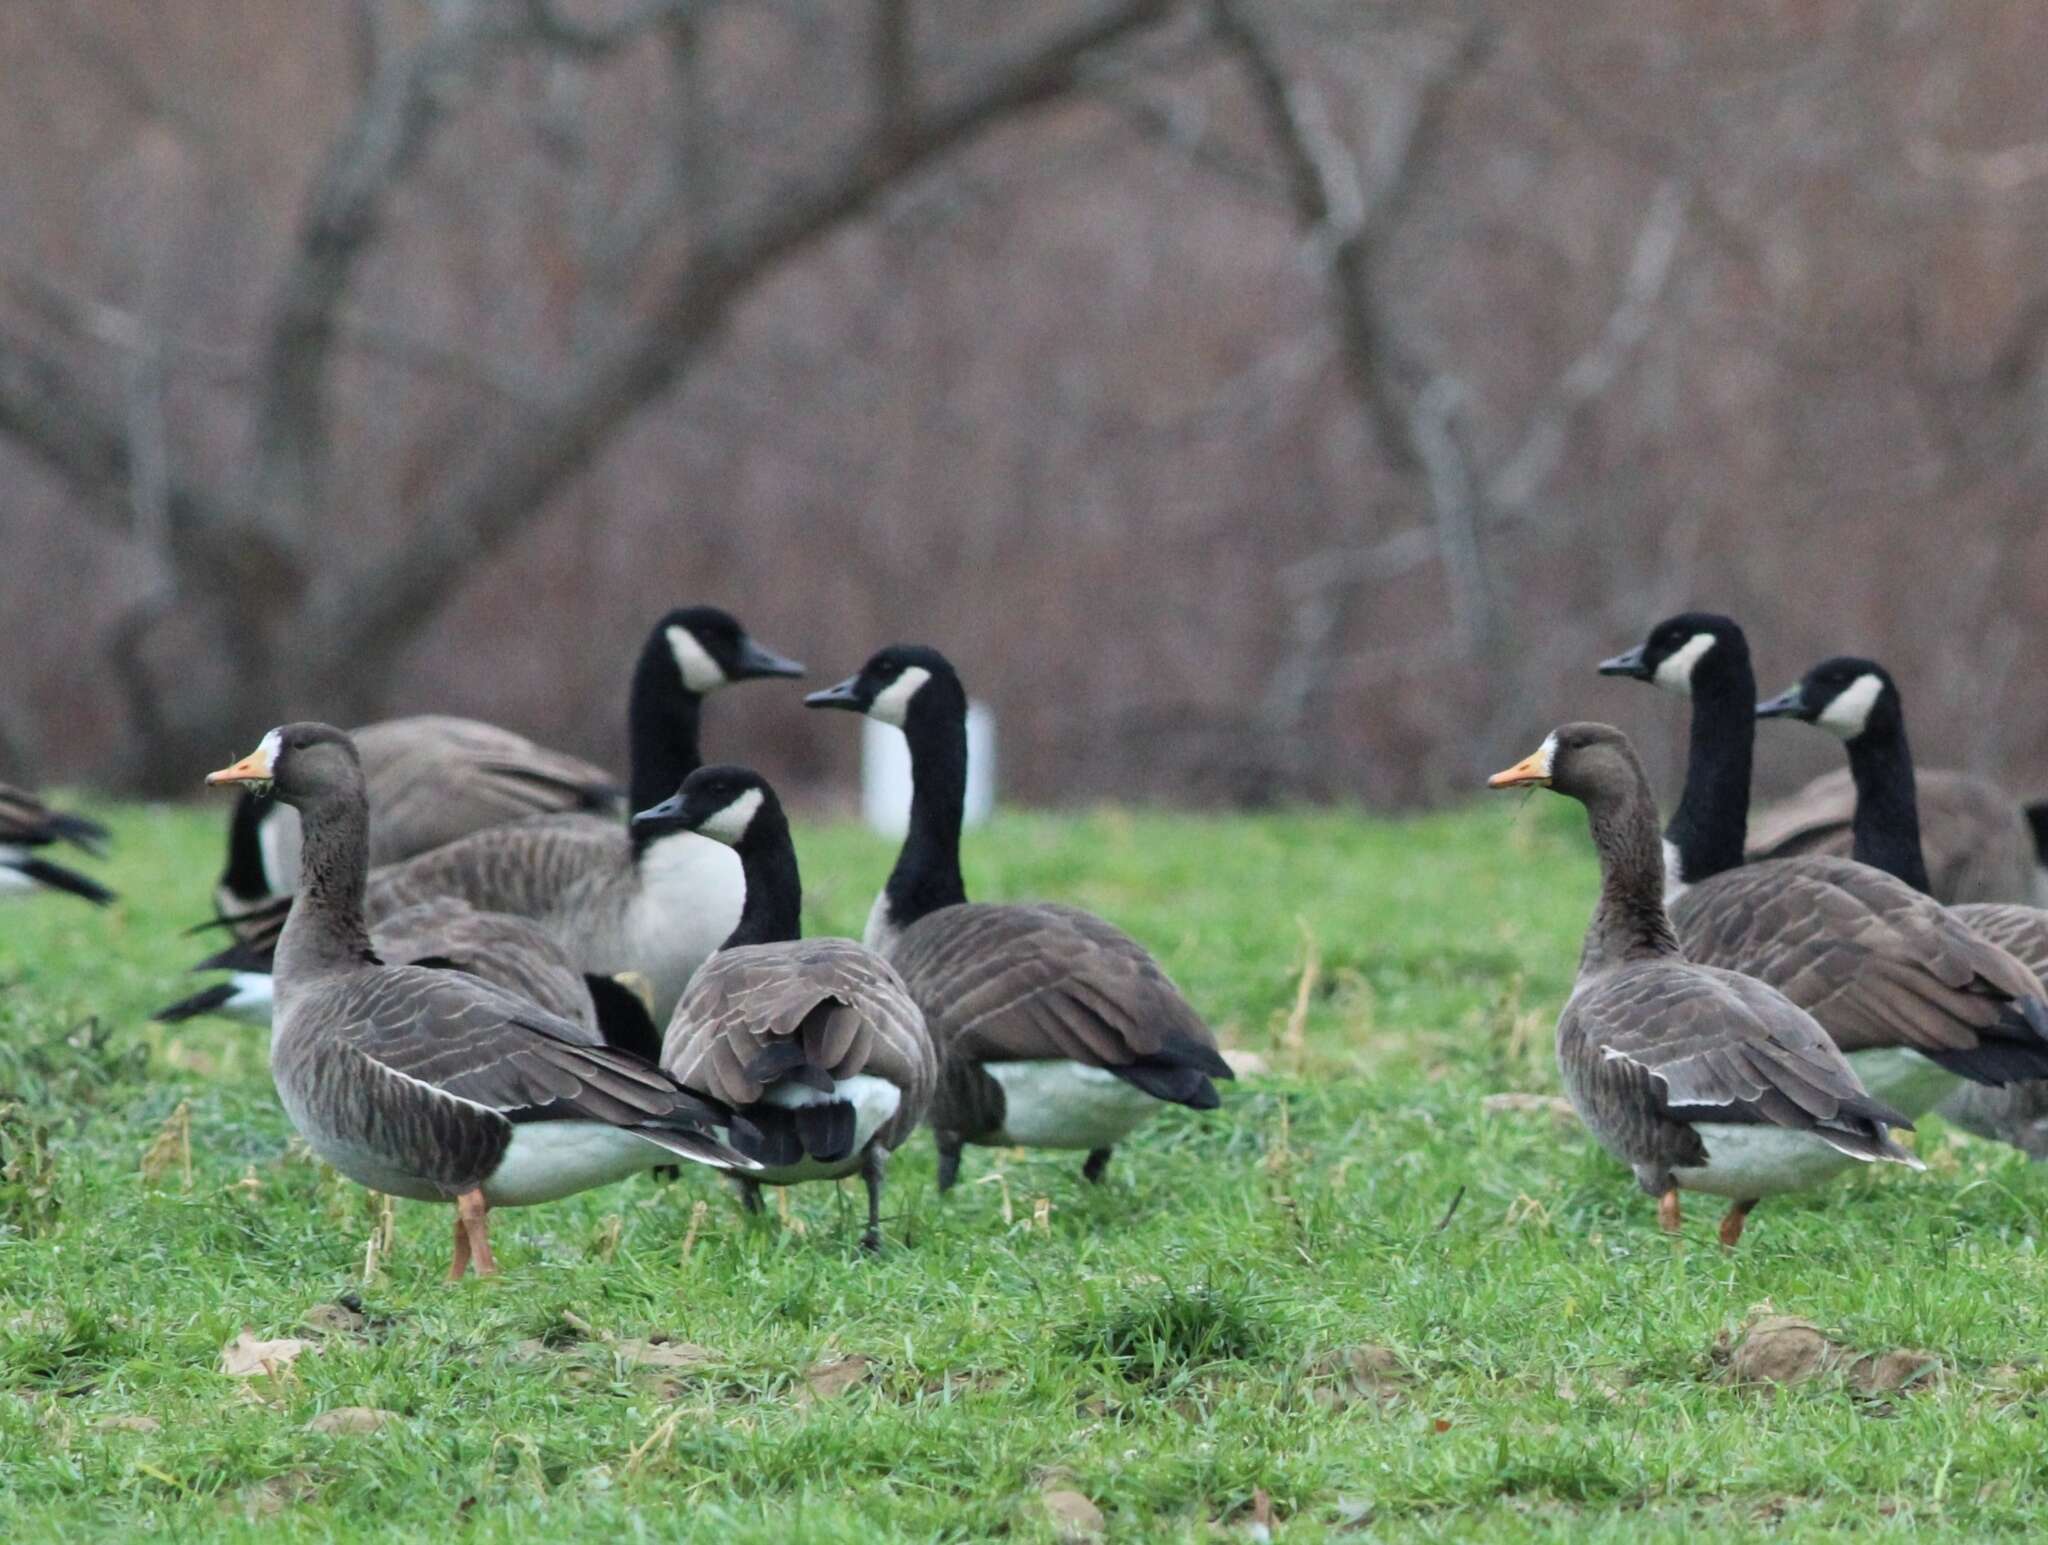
<box><xmin>448</xmin><ymin>1212</ymin><xmax>473</xmax><ymax>1281</ymax></box>
<box><xmin>1718</xmin><ymin>1198</ymin><xmax>1758</xmax><ymax>1248</ymax></box>
<box><xmin>456</xmin><ymin>1188</ymin><xmax>498</xmax><ymax>1277</ymax></box>
<box><xmin>1657</xmin><ymin>1187</ymin><xmax>1682</xmax><ymax>1234</ymax></box>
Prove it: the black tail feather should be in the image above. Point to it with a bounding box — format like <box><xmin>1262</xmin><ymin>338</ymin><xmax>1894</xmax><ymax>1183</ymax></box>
<box><xmin>795</xmin><ymin>1101</ymin><xmax>857</xmax><ymax>1164</ymax></box>
<box><xmin>1111</xmin><ymin>1059</ymin><xmax>1220</xmax><ymax>1109</ymax></box>
<box><xmin>584</xmin><ymin>975</ymin><xmax>663</xmax><ymax>1063</ymax></box>
<box><xmin>12</xmin><ymin>856</ymin><xmax>114</xmax><ymax>906</ymax></box>
<box><xmin>154</xmin><ymin>982</ymin><xmax>239</xmax><ymax>1023</ymax></box>
<box><xmin>194</xmin><ymin>937</ymin><xmax>273</xmax><ymax>974</ymax></box>
<box><xmin>1160</xmin><ymin>1031</ymin><xmax>1236</xmax><ymax>1081</ymax></box>
<box><xmin>1928</xmin><ymin>1041</ymin><xmax>2048</xmax><ymax>1086</ymax></box>
<box><xmin>728</xmin><ymin>1111</ymin><xmax>804</xmax><ymax>1168</ymax></box>
<box><xmin>43</xmin><ymin>810</ymin><xmax>109</xmax><ymax>855</ymax></box>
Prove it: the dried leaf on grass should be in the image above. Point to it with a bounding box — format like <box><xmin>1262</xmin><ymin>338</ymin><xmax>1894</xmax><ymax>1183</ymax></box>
<box><xmin>94</xmin><ymin>1414</ymin><xmax>161</xmax><ymax>1434</ymax></box>
<box><xmin>305</xmin><ymin>1406</ymin><xmax>399</xmax><ymax>1435</ymax></box>
<box><xmin>1041</xmin><ymin>1487</ymin><xmax>1106</xmax><ymax>1540</ymax></box>
<box><xmin>800</xmin><ymin>1354</ymin><xmax>870</xmax><ymax>1402</ymax></box>
<box><xmin>232</xmin><ymin>1469</ymin><xmax>319</xmax><ymax>1519</ymax></box>
<box><xmin>1715</xmin><ymin>1314</ymin><xmax>1942</xmax><ymax>1394</ymax></box>
<box><xmin>614</xmin><ymin>1337</ymin><xmax>714</xmax><ymax>1371</ymax></box>
<box><xmin>301</xmin><ymin>1301</ymin><xmax>368</xmax><ymax>1338</ymax></box>
<box><xmin>220</xmin><ymin>1332</ymin><xmax>313</xmax><ymax>1379</ymax></box>
<box><xmin>1308</xmin><ymin>1344</ymin><xmax>1408</xmax><ymax>1408</ymax></box>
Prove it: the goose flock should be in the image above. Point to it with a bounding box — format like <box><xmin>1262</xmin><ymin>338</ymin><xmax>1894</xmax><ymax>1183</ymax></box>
<box><xmin>12</xmin><ymin>603</ymin><xmax>2048</xmax><ymax>1274</ymax></box>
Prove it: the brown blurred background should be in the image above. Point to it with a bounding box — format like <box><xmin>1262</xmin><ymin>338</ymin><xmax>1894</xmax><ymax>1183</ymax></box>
<box><xmin>4</xmin><ymin>0</ymin><xmax>2045</xmax><ymax>808</ymax></box>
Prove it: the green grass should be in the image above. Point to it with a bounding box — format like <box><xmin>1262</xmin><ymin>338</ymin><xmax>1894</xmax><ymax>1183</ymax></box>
<box><xmin>5</xmin><ymin>794</ymin><xmax>2048</xmax><ymax>1540</ymax></box>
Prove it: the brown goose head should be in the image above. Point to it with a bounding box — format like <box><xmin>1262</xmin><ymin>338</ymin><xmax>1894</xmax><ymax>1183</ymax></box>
<box><xmin>207</xmin><ymin>722</ymin><xmax>362</xmax><ymax>810</ymax></box>
<box><xmin>1488</xmin><ymin>721</ymin><xmax>1652</xmax><ymax>809</ymax></box>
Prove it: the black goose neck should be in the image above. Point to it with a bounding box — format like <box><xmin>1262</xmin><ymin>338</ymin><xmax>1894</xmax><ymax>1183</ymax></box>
<box><xmin>721</xmin><ymin>804</ymin><xmax>803</xmax><ymax>949</ymax></box>
<box><xmin>1584</xmin><ymin>788</ymin><xmax>1684</xmax><ymax>971</ymax></box>
<box><xmin>1666</xmin><ymin>649</ymin><xmax>1755</xmax><ymax>885</ymax></box>
<box><xmin>1844</xmin><ymin>725</ymin><xmax>1932</xmax><ymax>895</ymax></box>
<box><xmin>628</xmin><ymin>643</ymin><xmax>705</xmax><ymax>833</ymax></box>
<box><xmin>278</xmin><ymin>784</ymin><xmax>375</xmax><ymax>974</ymax></box>
<box><xmin>883</xmin><ymin>684</ymin><xmax>971</xmax><ymax>930</ymax></box>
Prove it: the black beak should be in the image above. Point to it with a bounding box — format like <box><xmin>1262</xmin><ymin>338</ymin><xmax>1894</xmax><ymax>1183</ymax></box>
<box><xmin>804</xmin><ymin>675</ymin><xmax>867</xmax><ymax>711</ymax></box>
<box><xmin>631</xmin><ymin>792</ymin><xmax>687</xmax><ymax>829</ymax></box>
<box><xmin>732</xmin><ymin>638</ymin><xmax>806</xmax><ymax>680</ymax></box>
<box><xmin>1755</xmin><ymin>686</ymin><xmax>1807</xmax><ymax>721</ymax></box>
<box><xmin>1597</xmin><ymin>645</ymin><xmax>1650</xmax><ymax>679</ymax></box>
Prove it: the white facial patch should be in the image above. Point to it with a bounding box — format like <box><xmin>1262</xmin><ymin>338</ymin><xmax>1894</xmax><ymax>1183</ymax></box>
<box><xmin>866</xmin><ymin>665</ymin><xmax>931</xmax><ymax>727</ymax></box>
<box><xmin>666</xmin><ymin>625</ymin><xmax>728</xmax><ymax>694</ymax></box>
<box><xmin>1817</xmin><ymin>672</ymin><xmax>1885</xmax><ymax>740</ymax></box>
<box><xmin>1651</xmin><ymin>633</ymin><xmax>1717</xmax><ymax>696</ymax></box>
<box><xmin>255</xmin><ymin>727</ymin><xmax>282</xmax><ymax>774</ymax></box>
<box><xmin>695</xmin><ymin>786</ymin><xmax>764</xmax><ymax>845</ymax></box>
<box><xmin>1535</xmin><ymin>732</ymin><xmax>1558</xmax><ymax>778</ymax></box>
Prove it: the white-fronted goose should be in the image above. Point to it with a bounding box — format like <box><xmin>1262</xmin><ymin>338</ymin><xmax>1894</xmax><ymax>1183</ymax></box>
<box><xmin>1758</xmin><ymin>655</ymin><xmax>2048</xmax><ymax>1156</ymax></box>
<box><xmin>0</xmin><ymin>784</ymin><xmax>114</xmax><ymax>906</ymax></box>
<box><xmin>1599</xmin><ymin>615</ymin><xmax>2048</xmax><ymax>1118</ymax></box>
<box><xmin>205</xmin><ymin>724</ymin><xmax>750</xmax><ymax>1279</ymax></box>
<box><xmin>161</xmin><ymin>606</ymin><xmax>803</xmax><ymax>1026</ymax></box>
<box><xmin>1489</xmin><ymin>723</ymin><xmax>1920</xmax><ymax>1244</ymax></box>
<box><xmin>214</xmin><ymin>716</ymin><xmax>623</xmax><ymax>925</ymax></box>
<box><xmin>805</xmin><ymin>646</ymin><xmax>1232</xmax><ymax>1190</ymax></box>
<box><xmin>643</xmin><ymin>766</ymin><xmax>935</xmax><ymax>1250</ymax></box>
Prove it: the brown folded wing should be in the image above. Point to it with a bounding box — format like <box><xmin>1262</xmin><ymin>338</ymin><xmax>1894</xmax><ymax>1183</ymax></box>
<box><xmin>887</xmin><ymin>903</ymin><xmax>1222</xmax><ymax>1072</ymax></box>
<box><xmin>1747</xmin><ymin>768</ymin><xmax>2034</xmax><ymax>905</ymax></box>
<box><xmin>1671</xmin><ymin>855</ymin><xmax>2048</xmax><ymax>1063</ymax></box>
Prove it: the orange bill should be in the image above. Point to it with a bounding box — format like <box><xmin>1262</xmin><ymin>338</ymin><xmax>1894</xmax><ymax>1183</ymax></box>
<box><xmin>206</xmin><ymin>731</ymin><xmax>278</xmax><ymax>787</ymax></box>
<box><xmin>1487</xmin><ymin>740</ymin><xmax>1554</xmax><ymax>789</ymax></box>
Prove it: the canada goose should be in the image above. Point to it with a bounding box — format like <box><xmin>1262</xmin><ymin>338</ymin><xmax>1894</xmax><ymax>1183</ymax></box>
<box><xmin>0</xmin><ymin>784</ymin><xmax>114</xmax><ymax>906</ymax></box>
<box><xmin>641</xmin><ymin>766</ymin><xmax>934</xmax><ymax>1250</ymax></box>
<box><xmin>204</xmin><ymin>724</ymin><xmax>751</xmax><ymax>1279</ymax></box>
<box><xmin>1599</xmin><ymin>615</ymin><xmax>2048</xmax><ymax>1118</ymax></box>
<box><xmin>214</xmin><ymin>716</ymin><xmax>623</xmax><ymax>925</ymax></box>
<box><xmin>1743</xmin><ymin>767</ymin><xmax>2035</xmax><ymax>907</ymax></box>
<box><xmin>1489</xmin><ymin>723</ymin><xmax>1919</xmax><ymax>1244</ymax></box>
<box><xmin>805</xmin><ymin>646</ymin><xmax>1232</xmax><ymax>1190</ymax></box>
<box><xmin>1601</xmin><ymin>617</ymin><xmax>2034</xmax><ymax>905</ymax></box>
<box><xmin>1757</xmin><ymin>656</ymin><xmax>2048</xmax><ymax>1156</ymax></box>
<box><xmin>160</xmin><ymin>606</ymin><xmax>803</xmax><ymax>1026</ymax></box>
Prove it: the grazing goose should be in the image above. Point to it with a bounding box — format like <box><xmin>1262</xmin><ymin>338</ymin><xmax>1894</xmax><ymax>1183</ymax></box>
<box><xmin>1599</xmin><ymin>614</ymin><xmax>2048</xmax><ymax>1118</ymax></box>
<box><xmin>0</xmin><ymin>784</ymin><xmax>114</xmax><ymax>906</ymax></box>
<box><xmin>643</xmin><ymin>766</ymin><xmax>934</xmax><ymax>1250</ymax></box>
<box><xmin>1758</xmin><ymin>656</ymin><xmax>2048</xmax><ymax>1156</ymax></box>
<box><xmin>1489</xmin><ymin>723</ymin><xmax>1920</xmax><ymax>1244</ymax></box>
<box><xmin>160</xmin><ymin>606</ymin><xmax>803</xmax><ymax>1026</ymax></box>
<box><xmin>204</xmin><ymin>724</ymin><xmax>750</xmax><ymax>1279</ymax></box>
<box><xmin>806</xmin><ymin>646</ymin><xmax>1232</xmax><ymax>1190</ymax></box>
<box><xmin>214</xmin><ymin>716</ymin><xmax>624</xmax><ymax>925</ymax></box>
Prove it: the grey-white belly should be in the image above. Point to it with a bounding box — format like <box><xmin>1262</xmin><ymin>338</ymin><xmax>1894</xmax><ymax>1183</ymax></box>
<box><xmin>1670</xmin><ymin>1124</ymin><xmax>1864</xmax><ymax>1199</ymax></box>
<box><xmin>988</xmin><ymin>1060</ymin><xmax>1159</xmax><ymax>1150</ymax></box>
<box><xmin>482</xmin><ymin>1122</ymin><xmax>668</xmax><ymax>1205</ymax></box>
